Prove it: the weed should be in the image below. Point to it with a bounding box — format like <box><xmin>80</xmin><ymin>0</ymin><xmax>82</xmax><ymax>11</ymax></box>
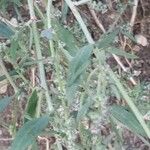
<box><xmin>0</xmin><ymin>0</ymin><xmax>150</xmax><ymax>149</ymax></box>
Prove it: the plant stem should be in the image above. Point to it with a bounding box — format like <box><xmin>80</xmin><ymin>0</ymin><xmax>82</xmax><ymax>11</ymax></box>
<box><xmin>0</xmin><ymin>57</ymin><xmax>18</xmax><ymax>93</ymax></box>
<box><xmin>64</xmin><ymin>0</ymin><xmax>94</xmax><ymax>44</ymax></box>
<box><xmin>27</xmin><ymin>0</ymin><xmax>53</xmax><ymax>113</ymax></box>
<box><xmin>47</xmin><ymin>0</ymin><xmax>55</xmax><ymax>57</ymax></box>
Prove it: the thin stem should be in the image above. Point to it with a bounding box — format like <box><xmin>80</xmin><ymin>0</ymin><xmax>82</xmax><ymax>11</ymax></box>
<box><xmin>0</xmin><ymin>57</ymin><xmax>18</xmax><ymax>93</ymax></box>
<box><xmin>47</xmin><ymin>0</ymin><xmax>55</xmax><ymax>57</ymax></box>
<box><xmin>108</xmin><ymin>67</ymin><xmax>150</xmax><ymax>138</ymax></box>
<box><xmin>130</xmin><ymin>0</ymin><xmax>139</xmax><ymax>27</ymax></box>
<box><xmin>65</xmin><ymin>0</ymin><xmax>94</xmax><ymax>44</ymax></box>
<box><xmin>27</xmin><ymin>0</ymin><xmax>54</xmax><ymax>112</ymax></box>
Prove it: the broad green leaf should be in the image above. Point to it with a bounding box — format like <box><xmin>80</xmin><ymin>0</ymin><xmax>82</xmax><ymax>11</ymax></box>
<box><xmin>110</xmin><ymin>105</ymin><xmax>147</xmax><ymax>137</ymax></box>
<box><xmin>52</xmin><ymin>19</ymin><xmax>78</xmax><ymax>56</ymax></box>
<box><xmin>66</xmin><ymin>44</ymin><xmax>93</xmax><ymax>104</ymax></box>
<box><xmin>67</xmin><ymin>44</ymin><xmax>93</xmax><ymax>86</ymax></box>
<box><xmin>96</xmin><ymin>29</ymin><xmax>119</xmax><ymax>49</ymax></box>
<box><xmin>0</xmin><ymin>97</ymin><xmax>12</xmax><ymax>112</ymax></box>
<box><xmin>24</xmin><ymin>90</ymin><xmax>38</xmax><ymax>121</ymax></box>
<box><xmin>0</xmin><ymin>21</ymin><xmax>15</xmax><ymax>39</ymax></box>
<box><xmin>106</xmin><ymin>47</ymin><xmax>138</xmax><ymax>59</ymax></box>
<box><xmin>11</xmin><ymin>116</ymin><xmax>49</xmax><ymax>150</ymax></box>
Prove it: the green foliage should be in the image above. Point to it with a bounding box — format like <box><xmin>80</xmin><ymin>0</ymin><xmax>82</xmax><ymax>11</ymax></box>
<box><xmin>9</xmin><ymin>39</ymin><xmax>20</xmax><ymax>60</ymax></box>
<box><xmin>106</xmin><ymin>47</ymin><xmax>138</xmax><ymax>59</ymax></box>
<box><xmin>52</xmin><ymin>19</ymin><xmax>78</xmax><ymax>56</ymax></box>
<box><xmin>0</xmin><ymin>97</ymin><xmax>12</xmax><ymax>112</ymax></box>
<box><xmin>0</xmin><ymin>0</ymin><xmax>21</xmax><ymax>11</ymax></box>
<box><xmin>76</xmin><ymin>96</ymin><xmax>92</xmax><ymax>123</ymax></box>
<box><xmin>96</xmin><ymin>29</ymin><xmax>119</xmax><ymax>49</ymax></box>
<box><xmin>0</xmin><ymin>21</ymin><xmax>15</xmax><ymax>39</ymax></box>
<box><xmin>79</xmin><ymin>124</ymin><xmax>92</xmax><ymax>148</ymax></box>
<box><xmin>66</xmin><ymin>44</ymin><xmax>93</xmax><ymax>104</ymax></box>
<box><xmin>0</xmin><ymin>0</ymin><xmax>149</xmax><ymax>149</ymax></box>
<box><xmin>110</xmin><ymin>105</ymin><xmax>147</xmax><ymax>137</ymax></box>
<box><xmin>11</xmin><ymin>116</ymin><xmax>49</xmax><ymax>150</ymax></box>
<box><xmin>24</xmin><ymin>90</ymin><xmax>38</xmax><ymax>121</ymax></box>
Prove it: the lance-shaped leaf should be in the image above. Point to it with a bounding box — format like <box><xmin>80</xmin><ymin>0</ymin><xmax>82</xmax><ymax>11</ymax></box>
<box><xmin>11</xmin><ymin>116</ymin><xmax>49</xmax><ymax>150</ymax></box>
<box><xmin>66</xmin><ymin>44</ymin><xmax>93</xmax><ymax>104</ymax></box>
<box><xmin>24</xmin><ymin>90</ymin><xmax>38</xmax><ymax>122</ymax></box>
<box><xmin>52</xmin><ymin>19</ymin><xmax>78</xmax><ymax>56</ymax></box>
<box><xmin>110</xmin><ymin>105</ymin><xmax>147</xmax><ymax>137</ymax></box>
<box><xmin>106</xmin><ymin>47</ymin><xmax>138</xmax><ymax>59</ymax></box>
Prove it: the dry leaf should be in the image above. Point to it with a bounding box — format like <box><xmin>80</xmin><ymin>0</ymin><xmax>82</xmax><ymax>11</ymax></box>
<box><xmin>10</xmin><ymin>17</ymin><xmax>18</xmax><ymax>27</ymax></box>
<box><xmin>135</xmin><ymin>34</ymin><xmax>148</xmax><ymax>46</ymax></box>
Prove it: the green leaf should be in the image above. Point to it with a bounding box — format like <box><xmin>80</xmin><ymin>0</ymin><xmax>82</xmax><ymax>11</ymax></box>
<box><xmin>121</xmin><ymin>30</ymin><xmax>137</xmax><ymax>43</ymax></box>
<box><xmin>96</xmin><ymin>29</ymin><xmax>119</xmax><ymax>49</ymax></box>
<box><xmin>77</xmin><ymin>97</ymin><xmax>92</xmax><ymax>123</ymax></box>
<box><xmin>66</xmin><ymin>44</ymin><xmax>93</xmax><ymax>104</ymax></box>
<box><xmin>0</xmin><ymin>97</ymin><xmax>12</xmax><ymax>112</ymax></box>
<box><xmin>110</xmin><ymin>105</ymin><xmax>147</xmax><ymax>137</ymax></box>
<box><xmin>106</xmin><ymin>47</ymin><xmax>138</xmax><ymax>59</ymax></box>
<box><xmin>24</xmin><ymin>90</ymin><xmax>38</xmax><ymax>121</ymax></box>
<box><xmin>0</xmin><ymin>21</ymin><xmax>15</xmax><ymax>39</ymax></box>
<box><xmin>11</xmin><ymin>116</ymin><xmax>49</xmax><ymax>150</ymax></box>
<box><xmin>52</xmin><ymin>19</ymin><xmax>78</xmax><ymax>56</ymax></box>
<box><xmin>9</xmin><ymin>39</ymin><xmax>19</xmax><ymax>60</ymax></box>
<box><xmin>67</xmin><ymin>44</ymin><xmax>93</xmax><ymax>87</ymax></box>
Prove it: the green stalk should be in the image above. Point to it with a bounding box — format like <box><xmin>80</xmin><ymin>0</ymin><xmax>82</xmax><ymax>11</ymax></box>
<box><xmin>27</xmin><ymin>0</ymin><xmax>53</xmax><ymax>113</ymax></box>
<box><xmin>64</xmin><ymin>0</ymin><xmax>94</xmax><ymax>44</ymax></box>
<box><xmin>47</xmin><ymin>0</ymin><xmax>55</xmax><ymax>57</ymax></box>
<box><xmin>0</xmin><ymin>57</ymin><xmax>18</xmax><ymax>93</ymax></box>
